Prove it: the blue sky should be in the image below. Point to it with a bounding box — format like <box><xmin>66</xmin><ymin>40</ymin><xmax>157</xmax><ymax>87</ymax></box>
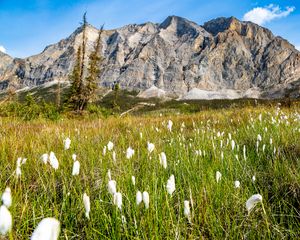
<box><xmin>0</xmin><ymin>0</ymin><xmax>299</xmax><ymax>57</ymax></box>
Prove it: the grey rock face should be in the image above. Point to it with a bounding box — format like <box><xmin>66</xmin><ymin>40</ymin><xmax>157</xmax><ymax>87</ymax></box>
<box><xmin>0</xmin><ymin>52</ymin><xmax>13</xmax><ymax>90</ymax></box>
<box><xmin>0</xmin><ymin>16</ymin><xmax>300</xmax><ymax>98</ymax></box>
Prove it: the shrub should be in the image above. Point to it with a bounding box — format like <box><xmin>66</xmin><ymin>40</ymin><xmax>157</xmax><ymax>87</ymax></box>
<box><xmin>87</xmin><ymin>104</ymin><xmax>112</xmax><ymax>118</ymax></box>
<box><xmin>0</xmin><ymin>95</ymin><xmax>61</xmax><ymax>121</ymax></box>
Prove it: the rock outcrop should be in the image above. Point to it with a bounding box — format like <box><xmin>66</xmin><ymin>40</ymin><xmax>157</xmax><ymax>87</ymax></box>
<box><xmin>0</xmin><ymin>16</ymin><xmax>300</xmax><ymax>98</ymax></box>
<box><xmin>0</xmin><ymin>52</ymin><xmax>14</xmax><ymax>90</ymax></box>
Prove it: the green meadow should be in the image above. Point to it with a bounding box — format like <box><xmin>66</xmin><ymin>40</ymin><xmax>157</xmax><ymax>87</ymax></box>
<box><xmin>0</xmin><ymin>105</ymin><xmax>299</xmax><ymax>239</ymax></box>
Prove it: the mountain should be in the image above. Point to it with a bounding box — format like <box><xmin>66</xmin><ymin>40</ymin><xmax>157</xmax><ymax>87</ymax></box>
<box><xmin>0</xmin><ymin>51</ymin><xmax>14</xmax><ymax>89</ymax></box>
<box><xmin>0</xmin><ymin>16</ymin><xmax>300</xmax><ymax>99</ymax></box>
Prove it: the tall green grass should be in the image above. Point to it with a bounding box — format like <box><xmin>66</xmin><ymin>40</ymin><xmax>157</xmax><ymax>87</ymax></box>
<box><xmin>0</xmin><ymin>106</ymin><xmax>299</xmax><ymax>239</ymax></box>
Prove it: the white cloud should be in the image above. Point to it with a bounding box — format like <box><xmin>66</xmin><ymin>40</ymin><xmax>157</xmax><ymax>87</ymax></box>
<box><xmin>0</xmin><ymin>45</ymin><xmax>6</xmax><ymax>53</ymax></box>
<box><xmin>296</xmin><ymin>46</ymin><xmax>300</xmax><ymax>51</ymax></box>
<box><xmin>243</xmin><ymin>4</ymin><xmax>295</xmax><ymax>25</ymax></box>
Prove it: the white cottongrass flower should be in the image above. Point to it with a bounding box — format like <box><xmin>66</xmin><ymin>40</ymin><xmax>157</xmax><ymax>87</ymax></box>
<box><xmin>49</xmin><ymin>152</ymin><xmax>59</xmax><ymax>170</ymax></box>
<box><xmin>184</xmin><ymin>200</ymin><xmax>191</xmax><ymax>222</ymax></box>
<box><xmin>166</xmin><ymin>175</ymin><xmax>176</xmax><ymax>195</ymax></box>
<box><xmin>108</xmin><ymin>180</ymin><xmax>117</xmax><ymax>195</ymax></box>
<box><xmin>63</xmin><ymin>137</ymin><xmax>71</xmax><ymax>150</ymax></box>
<box><xmin>167</xmin><ymin>120</ymin><xmax>173</xmax><ymax>132</ymax></box>
<box><xmin>17</xmin><ymin>157</ymin><xmax>27</xmax><ymax>166</ymax></box>
<box><xmin>113</xmin><ymin>192</ymin><xmax>122</xmax><ymax>210</ymax></box>
<box><xmin>246</xmin><ymin>194</ymin><xmax>263</xmax><ymax>213</ymax></box>
<box><xmin>216</xmin><ymin>171</ymin><xmax>222</xmax><ymax>183</ymax></box>
<box><xmin>159</xmin><ymin>152</ymin><xmax>167</xmax><ymax>169</ymax></box>
<box><xmin>31</xmin><ymin>217</ymin><xmax>60</xmax><ymax>240</ymax></box>
<box><xmin>142</xmin><ymin>191</ymin><xmax>150</xmax><ymax>209</ymax></box>
<box><xmin>83</xmin><ymin>193</ymin><xmax>90</xmax><ymax>219</ymax></box>
<box><xmin>136</xmin><ymin>191</ymin><xmax>143</xmax><ymax>206</ymax></box>
<box><xmin>234</xmin><ymin>181</ymin><xmax>240</xmax><ymax>189</ymax></box>
<box><xmin>257</xmin><ymin>134</ymin><xmax>262</xmax><ymax>141</ymax></box>
<box><xmin>107</xmin><ymin>169</ymin><xmax>112</xmax><ymax>181</ymax></box>
<box><xmin>195</xmin><ymin>150</ymin><xmax>201</xmax><ymax>156</ymax></box>
<box><xmin>231</xmin><ymin>140</ymin><xmax>235</xmax><ymax>151</ymax></box>
<box><xmin>1</xmin><ymin>188</ymin><xmax>12</xmax><ymax>208</ymax></box>
<box><xmin>72</xmin><ymin>154</ymin><xmax>77</xmax><ymax>161</ymax></box>
<box><xmin>15</xmin><ymin>166</ymin><xmax>21</xmax><ymax>178</ymax></box>
<box><xmin>103</xmin><ymin>146</ymin><xmax>107</xmax><ymax>156</ymax></box>
<box><xmin>262</xmin><ymin>144</ymin><xmax>266</xmax><ymax>153</ymax></box>
<box><xmin>20</xmin><ymin>158</ymin><xmax>26</xmax><ymax>165</ymax></box>
<box><xmin>131</xmin><ymin>176</ymin><xmax>136</xmax><ymax>186</ymax></box>
<box><xmin>147</xmin><ymin>142</ymin><xmax>155</xmax><ymax>153</ymax></box>
<box><xmin>252</xmin><ymin>175</ymin><xmax>256</xmax><ymax>182</ymax></box>
<box><xmin>126</xmin><ymin>147</ymin><xmax>135</xmax><ymax>159</ymax></box>
<box><xmin>121</xmin><ymin>215</ymin><xmax>127</xmax><ymax>225</ymax></box>
<box><xmin>107</xmin><ymin>141</ymin><xmax>114</xmax><ymax>151</ymax></box>
<box><xmin>15</xmin><ymin>157</ymin><xmax>26</xmax><ymax>177</ymax></box>
<box><xmin>72</xmin><ymin>160</ymin><xmax>80</xmax><ymax>176</ymax></box>
<box><xmin>112</xmin><ymin>151</ymin><xmax>116</xmax><ymax>162</ymax></box>
<box><xmin>41</xmin><ymin>153</ymin><xmax>49</xmax><ymax>164</ymax></box>
<box><xmin>199</xmin><ymin>149</ymin><xmax>203</xmax><ymax>156</ymax></box>
<box><xmin>0</xmin><ymin>205</ymin><xmax>12</xmax><ymax>235</ymax></box>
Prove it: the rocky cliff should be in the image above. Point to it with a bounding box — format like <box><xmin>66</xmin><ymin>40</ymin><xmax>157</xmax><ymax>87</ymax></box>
<box><xmin>0</xmin><ymin>16</ymin><xmax>300</xmax><ymax>99</ymax></box>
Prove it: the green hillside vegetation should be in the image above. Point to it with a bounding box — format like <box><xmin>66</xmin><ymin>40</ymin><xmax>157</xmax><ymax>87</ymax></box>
<box><xmin>0</xmin><ymin>83</ymin><xmax>298</xmax><ymax>121</ymax></box>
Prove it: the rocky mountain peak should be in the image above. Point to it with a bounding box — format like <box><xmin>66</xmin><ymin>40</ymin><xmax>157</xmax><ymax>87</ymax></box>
<box><xmin>203</xmin><ymin>16</ymin><xmax>274</xmax><ymax>39</ymax></box>
<box><xmin>203</xmin><ymin>17</ymin><xmax>243</xmax><ymax>35</ymax></box>
<box><xmin>159</xmin><ymin>15</ymin><xmax>202</xmax><ymax>37</ymax></box>
<box><xmin>0</xmin><ymin>52</ymin><xmax>13</xmax><ymax>77</ymax></box>
<box><xmin>160</xmin><ymin>16</ymin><xmax>189</xmax><ymax>28</ymax></box>
<box><xmin>0</xmin><ymin>16</ymin><xmax>300</xmax><ymax>98</ymax></box>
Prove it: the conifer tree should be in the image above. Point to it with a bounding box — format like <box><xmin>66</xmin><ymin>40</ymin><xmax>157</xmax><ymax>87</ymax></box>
<box><xmin>67</xmin><ymin>46</ymin><xmax>82</xmax><ymax>110</ymax></box>
<box><xmin>77</xmin><ymin>12</ymin><xmax>87</xmax><ymax>110</ymax></box>
<box><xmin>81</xmin><ymin>25</ymin><xmax>104</xmax><ymax>110</ymax></box>
<box><xmin>113</xmin><ymin>82</ymin><xmax>120</xmax><ymax>109</ymax></box>
<box><xmin>67</xmin><ymin>13</ymin><xmax>103</xmax><ymax>112</ymax></box>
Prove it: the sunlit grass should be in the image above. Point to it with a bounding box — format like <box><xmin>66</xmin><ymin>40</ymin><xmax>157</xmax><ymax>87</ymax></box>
<box><xmin>0</xmin><ymin>106</ymin><xmax>300</xmax><ymax>239</ymax></box>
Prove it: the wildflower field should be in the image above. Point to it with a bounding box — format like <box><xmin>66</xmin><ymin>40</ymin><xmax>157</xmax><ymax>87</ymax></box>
<box><xmin>0</xmin><ymin>106</ymin><xmax>300</xmax><ymax>239</ymax></box>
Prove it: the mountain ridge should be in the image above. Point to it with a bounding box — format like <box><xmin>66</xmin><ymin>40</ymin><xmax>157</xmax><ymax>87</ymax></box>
<box><xmin>0</xmin><ymin>15</ymin><xmax>299</xmax><ymax>99</ymax></box>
